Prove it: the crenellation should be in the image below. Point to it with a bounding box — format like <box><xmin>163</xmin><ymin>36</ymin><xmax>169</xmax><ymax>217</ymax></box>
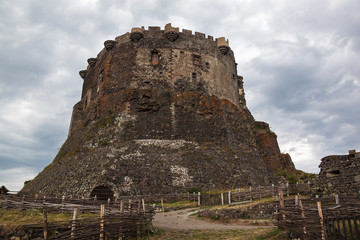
<box><xmin>115</xmin><ymin>32</ymin><xmax>130</xmax><ymax>43</ymax></box>
<box><xmin>195</xmin><ymin>32</ymin><xmax>206</xmax><ymax>38</ymax></box>
<box><xmin>182</xmin><ymin>29</ymin><xmax>192</xmax><ymax>35</ymax></box>
<box><xmin>208</xmin><ymin>35</ymin><xmax>214</xmax><ymax>40</ymax></box>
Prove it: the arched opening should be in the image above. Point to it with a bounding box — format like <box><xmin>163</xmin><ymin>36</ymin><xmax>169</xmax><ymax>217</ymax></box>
<box><xmin>151</xmin><ymin>51</ymin><xmax>159</xmax><ymax>65</ymax></box>
<box><xmin>90</xmin><ymin>185</ymin><xmax>114</xmax><ymax>201</ymax></box>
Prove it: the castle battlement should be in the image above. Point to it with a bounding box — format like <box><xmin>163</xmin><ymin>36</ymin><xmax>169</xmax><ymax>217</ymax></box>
<box><xmin>112</xmin><ymin>23</ymin><xmax>229</xmax><ymax>50</ymax></box>
<box><xmin>78</xmin><ymin>23</ymin><xmax>241</xmax><ymax>121</ymax></box>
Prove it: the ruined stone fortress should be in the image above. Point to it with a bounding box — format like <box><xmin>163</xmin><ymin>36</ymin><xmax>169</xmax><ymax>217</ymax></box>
<box><xmin>20</xmin><ymin>24</ymin><xmax>295</xmax><ymax>199</ymax></box>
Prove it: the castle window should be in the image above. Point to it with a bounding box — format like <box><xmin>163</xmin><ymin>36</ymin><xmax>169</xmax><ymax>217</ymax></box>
<box><xmin>180</xmin><ymin>51</ymin><xmax>184</xmax><ymax>56</ymax></box>
<box><xmin>205</xmin><ymin>62</ymin><xmax>210</xmax><ymax>68</ymax></box>
<box><xmin>192</xmin><ymin>72</ymin><xmax>196</xmax><ymax>81</ymax></box>
<box><xmin>326</xmin><ymin>169</ymin><xmax>340</xmax><ymax>177</ymax></box>
<box><xmin>193</xmin><ymin>55</ymin><xmax>201</xmax><ymax>65</ymax></box>
<box><xmin>151</xmin><ymin>51</ymin><xmax>159</xmax><ymax>65</ymax></box>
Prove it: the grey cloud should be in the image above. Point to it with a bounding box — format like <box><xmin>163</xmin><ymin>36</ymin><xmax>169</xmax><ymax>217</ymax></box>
<box><xmin>0</xmin><ymin>0</ymin><xmax>359</xmax><ymax>188</ymax></box>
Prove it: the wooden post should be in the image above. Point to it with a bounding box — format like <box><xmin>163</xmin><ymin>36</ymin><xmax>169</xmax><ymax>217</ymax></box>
<box><xmin>221</xmin><ymin>193</ymin><xmax>224</xmax><ymax>205</ymax></box>
<box><xmin>120</xmin><ymin>200</ymin><xmax>124</xmax><ymax>213</ymax></box>
<box><xmin>279</xmin><ymin>190</ymin><xmax>286</xmax><ymax>225</ymax></box>
<box><xmin>71</xmin><ymin>208</ymin><xmax>78</xmax><ymax>238</ymax></box>
<box><xmin>161</xmin><ymin>198</ymin><xmax>164</xmax><ymax>212</ymax></box>
<box><xmin>100</xmin><ymin>204</ymin><xmax>105</xmax><ymax>240</ymax></box>
<box><xmin>228</xmin><ymin>191</ymin><xmax>231</xmax><ymax>204</ymax></box>
<box><xmin>43</xmin><ymin>209</ymin><xmax>48</xmax><ymax>240</ymax></box>
<box><xmin>272</xmin><ymin>184</ymin><xmax>274</xmax><ymax>197</ymax></box>
<box><xmin>286</xmin><ymin>182</ymin><xmax>289</xmax><ymax>197</ymax></box>
<box><xmin>142</xmin><ymin>199</ymin><xmax>145</xmax><ymax>212</ymax></box>
<box><xmin>295</xmin><ymin>195</ymin><xmax>298</xmax><ymax>206</ymax></box>
<box><xmin>108</xmin><ymin>198</ymin><xmax>110</xmax><ymax>207</ymax></box>
<box><xmin>197</xmin><ymin>192</ymin><xmax>201</xmax><ymax>206</ymax></box>
<box><xmin>296</xmin><ymin>182</ymin><xmax>299</xmax><ymax>195</ymax></box>
<box><xmin>249</xmin><ymin>187</ymin><xmax>252</xmax><ymax>202</ymax></box>
<box><xmin>335</xmin><ymin>194</ymin><xmax>339</xmax><ymax>204</ymax></box>
<box><xmin>128</xmin><ymin>199</ymin><xmax>132</xmax><ymax>213</ymax></box>
<box><xmin>137</xmin><ymin>200</ymin><xmax>141</xmax><ymax>213</ymax></box>
<box><xmin>299</xmin><ymin>200</ymin><xmax>307</xmax><ymax>235</ymax></box>
<box><xmin>317</xmin><ymin>201</ymin><xmax>325</xmax><ymax>240</ymax></box>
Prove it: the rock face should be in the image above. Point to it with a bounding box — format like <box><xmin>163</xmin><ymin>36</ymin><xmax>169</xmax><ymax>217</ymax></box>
<box><xmin>20</xmin><ymin>24</ymin><xmax>295</xmax><ymax>198</ymax></box>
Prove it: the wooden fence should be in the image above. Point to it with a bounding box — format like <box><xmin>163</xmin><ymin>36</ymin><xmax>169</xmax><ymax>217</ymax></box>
<box><xmin>277</xmin><ymin>193</ymin><xmax>360</xmax><ymax>239</ymax></box>
<box><xmin>1</xmin><ymin>198</ymin><xmax>155</xmax><ymax>239</ymax></box>
<box><xmin>200</xmin><ymin>183</ymin><xmax>311</xmax><ymax>206</ymax></box>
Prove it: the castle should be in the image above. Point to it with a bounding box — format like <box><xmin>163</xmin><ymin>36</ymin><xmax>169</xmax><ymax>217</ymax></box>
<box><xmin>20</xmin><ymin>24</ymin><xmax>295</xmax><ymax>199</ymax></box>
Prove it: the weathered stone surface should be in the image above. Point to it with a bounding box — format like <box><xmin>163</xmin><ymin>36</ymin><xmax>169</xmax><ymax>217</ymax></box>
<box><xmin>318</xmin><ymin>151</ymin><xmax>360</xmax><ymax>196</ymax></box>
<box><xmin>20</xmin><ymin>24</ymin><xmax>295</xmax><ymax>198</ymax></box>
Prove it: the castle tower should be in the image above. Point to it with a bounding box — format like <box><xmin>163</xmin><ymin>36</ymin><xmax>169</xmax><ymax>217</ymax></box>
<box><xmin>21</xmin><ymin>24</ymin><xmax>295</xmax><ymax>198</ymax></box>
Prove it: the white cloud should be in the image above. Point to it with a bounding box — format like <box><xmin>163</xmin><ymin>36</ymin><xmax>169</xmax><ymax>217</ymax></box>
<box><xmin>0</xmin><ymin>167</ymin><xmax>37</xmax><ymax>191</ymax></box>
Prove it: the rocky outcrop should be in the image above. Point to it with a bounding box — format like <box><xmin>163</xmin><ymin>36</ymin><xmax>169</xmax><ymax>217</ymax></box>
<box><xmin>253</xmin><ymin>121</ymin><xmax>295</xmax><ymax>173</ymax></box>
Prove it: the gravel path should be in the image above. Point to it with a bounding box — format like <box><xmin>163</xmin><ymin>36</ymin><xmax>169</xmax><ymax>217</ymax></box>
<box><xmin>153</xmin><ymin>208</ymin><xmax>275</xmax><ymax>230</ymax></box>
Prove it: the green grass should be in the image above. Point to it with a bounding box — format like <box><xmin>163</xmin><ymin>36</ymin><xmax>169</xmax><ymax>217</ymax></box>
<box><xmin>153</xmin><ymin>200</ymin><xmax>198</xmax><ymax>211</ymax></box>
<box><xmin>0</xmin><ymin>209</ymin><xmax>96</xmax><ymax>229</ymax></box>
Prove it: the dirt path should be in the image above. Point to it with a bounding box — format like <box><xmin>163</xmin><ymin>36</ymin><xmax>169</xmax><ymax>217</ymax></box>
<box><xmin>153</xmin><ymin>208</ymin><xmax>275</xmax><ymax>230</ymax></box>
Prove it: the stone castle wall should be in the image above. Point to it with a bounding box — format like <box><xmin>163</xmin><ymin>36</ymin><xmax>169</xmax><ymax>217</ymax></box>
<box><xmin>21</xmin><ymin>24</ymin><xmax>295</xmax><ymax>198</ymax></box>
<box><xmin>318</xmin><ymin>150</ymin><xmax>360</xmax><ymax>196</ymax></box>
<box><xmin>69</xmin><ymin>24</ymin><xmax>242</xmax><ymax>137</ymax></box>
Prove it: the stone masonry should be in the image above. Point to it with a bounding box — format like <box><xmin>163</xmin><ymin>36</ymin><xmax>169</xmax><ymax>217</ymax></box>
<box><xmin>318</xmin><ymin>149</ymin><xmax>360</xmax><ymax>196</ymax></box>
<box><xmin>20</xmin><ymin>24</ymin><xmax>295</xmax><ymax>199</ymax></box>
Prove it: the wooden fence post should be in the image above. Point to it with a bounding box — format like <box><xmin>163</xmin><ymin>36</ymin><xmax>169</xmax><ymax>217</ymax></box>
<box><xmin>71</xmin><ymin>208</ymin><xmax>78</xmax><ymax>238</ymax></box>
<box><xmin>286</xmin><ymin>182</ymin><xmax>289</xmax><ymax>197</ymax></box>
<box><xmin>299</xmin><ymin>200</ymin><xmax>307</xmax><ymax>236</ymax></box>
<box><xmin>279</xmin><ymin>190</ymin><xmax>286</xmax><ymax>225</ymax></box>
<box><xmin>197</xmin><ymin>192</ymin><xmax>201</xmax><ymax>206</ymax></box>
<box><xmin>120</xmin><ymin>200</ymin><xmax>124</xmax><ymax>213</ymax></box>
<box><xmin>142</xmin><ymin>199</ymin><xmax>145</xmax><ymax>212</ymax></box>
<box><xmin>43</xmin><ymin>209</ymin><xmax>48</xmax><ymax>240</ymax></box>
<box><xmin>335</xmin><ymin>194</ymin><xmax>339</xmax><ymax>204</ymax></box>
<box><xmin>100</xmin><ymin>204</ymin><xmax>105</xmax><ymax>240</ymax></box>
<box><xmin>228</xmin><ymin>191</ymin><xmax>231</xmax><ymax>204</ymax></box>
<box><xmin>249</xmin><ymin>187</ymin><xmax>252</xmax><ymax>202</ymax></box>
<box><xmin>317</xmin><ymin>201</ymin><xmax>325</xmax><ymax>240</ymax></box>
<box><xmin>221</xmin><ymin>193</ymin><xmax>224</xmax><ymax>205</ymax></box>
<box><xmin>161</xmin><ymin>198</ymin><xmax>164</xmax><ymax>212</ymax></box>
<box><xmin>295</xmin><ymin>195</ymin><xmax>298</xmax><ymax>206</ymax></box>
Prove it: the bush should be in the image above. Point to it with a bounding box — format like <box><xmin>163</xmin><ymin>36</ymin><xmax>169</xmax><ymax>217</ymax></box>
<box><xmin>276</xmin><ymin>169</ymin><xmax>298</xmax><ymax>184</ymax></box>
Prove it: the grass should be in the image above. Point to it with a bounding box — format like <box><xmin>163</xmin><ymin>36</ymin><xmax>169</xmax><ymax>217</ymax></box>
<box><xmin>0</xmin><ymin>209</ymin><xmax>96</xmax><ymax>229</ymax></box>
<box><xmin>152</xmin><ymin>200</ymin><xmax>198</xmax><ymax>211</ymax></box>
<box><xmin>141</xmin><ymin>228</ymin><xmax>287</xmax><ymax>240</ymax></box>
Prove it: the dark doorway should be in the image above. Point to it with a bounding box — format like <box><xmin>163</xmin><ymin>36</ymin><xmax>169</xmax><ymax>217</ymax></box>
<box><xmin>90</xmin><ymin>185</ymin><xmax>114</xmax><ymax>201</ymax></box>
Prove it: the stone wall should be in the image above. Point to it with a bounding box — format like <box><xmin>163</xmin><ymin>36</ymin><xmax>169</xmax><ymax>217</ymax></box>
<box><xmin>318</xmin><ymin>150</ymin><xmax>360</xmax><ymax>196</ymax></box>
<box><xmin>198</xmin><ymin>202</ymin><xmax>276</xmax><ymax>219</ymax></box>
<box><xmin>20</xmin><ymin>24</ymin><xmax>295</xmax><ymax>198</ymax></box>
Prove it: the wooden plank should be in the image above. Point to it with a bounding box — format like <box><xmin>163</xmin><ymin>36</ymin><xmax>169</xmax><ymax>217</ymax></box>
<box><xmin>71</xmin><ymin>208</ymin><xmax>78</xmax><ymax>238</ymax></box>
<box><xmin>43</xmin><ymin>209</ymin><xmax>48</xmax><ymax>240</ymax></box>
<box><xmin>100</xmin><ymin>204</ymin><xmax>105</xmax><ymax>240</ymax></box>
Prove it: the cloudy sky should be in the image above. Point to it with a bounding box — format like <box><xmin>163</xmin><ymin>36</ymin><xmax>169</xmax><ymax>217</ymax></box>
<box><xmin>1</xmin><ymin>0</ymin><xmax>359</xmax><ymax>191</ymax></box>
